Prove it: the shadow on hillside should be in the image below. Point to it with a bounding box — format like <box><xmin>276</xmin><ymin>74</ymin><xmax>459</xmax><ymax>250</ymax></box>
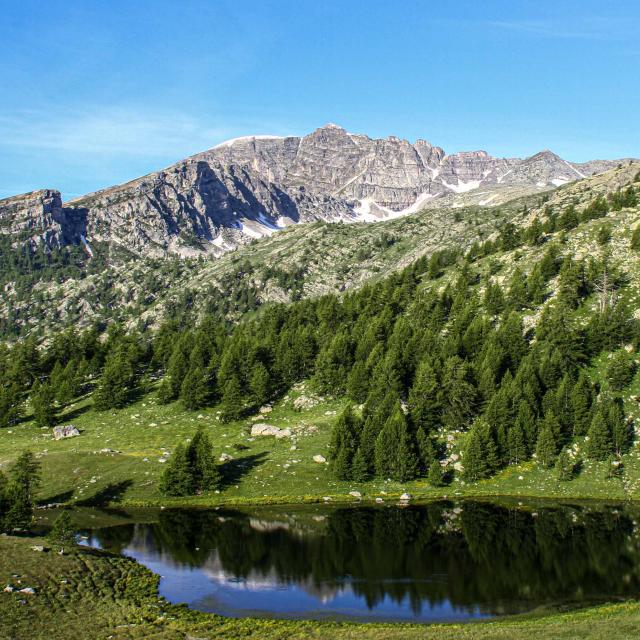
<box><xmin>38</xmin><ymin>489</ymin><xmax>75</xmax><ymax>506</ymax></box>
<box><xmin>58</xmin><ymin>403</ymin><xmax>92</xmax><ymax>423</ymax></box>
<box><xmin>75</xmin><ymin>480</ymin><xmax>133</xmax><ymax>507</ymax></box>
<box><xmin>218</xmin><ymin>452</ymin><xmax>269</xmax><ymax>490</ymax></box>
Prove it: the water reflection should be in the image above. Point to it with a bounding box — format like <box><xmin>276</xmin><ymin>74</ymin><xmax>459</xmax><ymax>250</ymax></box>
<box><xmin>84</xmin><ymin>502</ymin><xmax>640</xmax><ymax>621</ymax></box>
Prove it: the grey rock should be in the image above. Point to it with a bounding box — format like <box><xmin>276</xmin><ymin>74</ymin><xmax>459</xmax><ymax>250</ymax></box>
<box><xmin>53</xmin><ymin>425</ymin><xmax>80</xmax><ymax>440</ymax></box>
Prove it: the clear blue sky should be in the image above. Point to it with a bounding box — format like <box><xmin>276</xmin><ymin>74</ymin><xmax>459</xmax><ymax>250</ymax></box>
<box><xmin>1</xmin><ymin>0</ymin><xmax>639</xmax><ymax>200</ymax></box>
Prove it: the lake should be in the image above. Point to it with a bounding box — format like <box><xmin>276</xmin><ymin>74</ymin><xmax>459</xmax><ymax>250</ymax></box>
<box><xmin>78</xmin><ymin>500</ymin><xmax>640</xmax><ymax>622</ymax></box>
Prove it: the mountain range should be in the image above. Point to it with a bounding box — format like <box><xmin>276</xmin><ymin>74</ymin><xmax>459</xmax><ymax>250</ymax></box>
<box><xmin>0</xmin><ymin>123</ymin><xmax>630</xmax><ymax>258</ymax></box>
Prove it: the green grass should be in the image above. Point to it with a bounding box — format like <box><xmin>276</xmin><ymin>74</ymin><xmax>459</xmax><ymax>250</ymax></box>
<box><xmin>2</xmin><ymin>380</ymin><xmax>640</xmax><ymax>509</ymax></box>
<box><xmin>2</xmin><ymin>535</ymin><xmax>640</xmax><ymax>640</ymax></box>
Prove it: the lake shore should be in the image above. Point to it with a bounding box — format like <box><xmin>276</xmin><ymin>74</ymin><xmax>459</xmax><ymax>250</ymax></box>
<box><xmin>2</xmin><ymin>533</ymin><xmax>640</xmax><ymax>639</ymax></box>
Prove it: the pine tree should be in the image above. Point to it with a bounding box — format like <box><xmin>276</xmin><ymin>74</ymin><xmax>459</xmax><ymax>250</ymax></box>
<box><xmin>586</xmin><ymin>411</ymin><xmax>612</xmax><ymax>461</ymax></box>
<box><xmin>507</xmin><ymin>422</ymin><xmax>527</xmax><ymax>465</ymax></box>
<box><xmin>3</xmin><ymin>451</ymin><xmax>40</xmax><ymax>530</ymax></box>
<box><xmin>181</xmin><ymin>367</ymin><xmax>210</xmax><ymax>411</ymax></box>
<box><xmin>249</xmin><ymin>362</ymin><xmax>271</xmax><ymax>407</ymax></box>
<box><xmin>93</xmin><ymin>349</ymin><xmax>135</xmax><ymax>410</ymax></box>
<box><xmin>606</xmin><ymin>350</ymin><xmax>637</xmax><ymax>391</ymax></box>
<box><xmin>31</xmin><ymin>380</ymin><xmax>56</xmax><ymax>427</ymax></box>
<box><xmin>571</xmin><ymin>371</ymin><xmax>594</xmax><ymax>436</ymax></box>
<box><xmin>555</xmin><ymin>450</ymin><xmax>574</xmax><ymax>481</ymax></box>
<box><xmin>350</xmin><ymin>447</ymin><xmax>369</xmax><ymax>482</ymax></box>
<box><xmin>514</xmin><ymin>400</ymin><xmax>537</xmax><ymax>453</ymax></box>
<box><xmin>187</xmin><ymin>429</ymin><xmax>220</xmax><ymax>493</ymax></box>
<box><xmin>462</xmin><ymin>419</ymin><xmax>500</xmax><ymax>482</ymax></box>
<box><xmin>408</xmin><ymin>359</ymin><xmax>441</xmax><ymax>434</ymax></box>
<box><xmin>157</xmin><ymin>377</ymin><xmax>174</xmax><ymax>405</ymax></box>
<box><xmin>415</xmin><ymin>425</ymin><xmax>437</xmax><ymax>472</ymax></box>
<box><xmin>428</xmin><ymin>460</ymin><xmax>445</xmax><ymax>487</ymax></box>
<box><xmin>346</xmin><ymin>361</ymin><xmax>369</xmax><ymax>403</ymax></box>
<box><xmin>535</xmin><ymin>423</ymin><xmax>557</xmax><ymax>467</ymax></box>
<box><xmin>527</xmin><ymin>265</ymin><xmax>547</xmax><ymax>305</ymax></box>
<box><xmin>606</xmin><ymin>397</ymin><xmax>628</xmax><ymax>456</ymax></box>
<box><xmin>47</xmin><ymin>511</ymin><xmax>76</xmax><ymax>552</ymax></box>
<box><xmin>219</xmin><ymin>375</ymin><xmax>244</xmax><ymax>423</ymax></box>
<box><xmin>328</xmin><ymin>406</ymin><xmax>360</xmax><ymax>480</ymax></box>
<box><xmin>159</xmin><ymin>443</ymin><xmax>193</xmax><ymax>496</ymax></box>
<box><xmin>374</xmin><ymin>403</ymin><xmax>418</xmax><ymax>482</ymax></box>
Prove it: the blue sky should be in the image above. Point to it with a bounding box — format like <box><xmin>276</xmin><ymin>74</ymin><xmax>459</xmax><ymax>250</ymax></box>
<box><xmin>1</xmin><ymin>0</ymin><xmax>639</xmax><ymax>200</ymax></box>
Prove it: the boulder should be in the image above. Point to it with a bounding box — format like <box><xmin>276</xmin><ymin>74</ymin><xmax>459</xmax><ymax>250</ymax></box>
<box><xmin>53</xmin><ymin>425</ymin><xmax>80</xmax><ymax>440</ymax></box>
<box><xmin>250</xmin><ymin>423</ymin><xmax>291</xmax><ymax>438</ymax></box>
<box><xmin>219</xmin><ymin>453</ymin><xmax>234</xmax><ymax>462</ymax></box>
<box><xmin>399</xmin><ymin>493</ymin><xmax>411</xmax><ymax>501</ymax></box>
<box><xmin>313</xmin><ymin>454</ymin><xmax>327</xmax><ymax>463</ymax></box>
<box><xmin>349</xmin><ymin>491</ymin><xmax>362</xmax><ymax>498</ymax></box>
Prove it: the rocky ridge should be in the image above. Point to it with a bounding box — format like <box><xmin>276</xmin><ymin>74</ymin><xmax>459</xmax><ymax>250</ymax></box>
<box><xmin>0</xmin><ymin>124</ymin><xmax>631</xmax><ymax>258</ymax></box>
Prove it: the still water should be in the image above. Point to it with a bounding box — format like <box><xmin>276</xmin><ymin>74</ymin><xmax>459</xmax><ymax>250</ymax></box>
<box><xmin>80</xmin><ymin>501</ymin><xmax>640</xmax><ymax>622</ymax></box>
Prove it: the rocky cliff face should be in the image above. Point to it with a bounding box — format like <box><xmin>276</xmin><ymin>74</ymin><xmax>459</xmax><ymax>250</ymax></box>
<box><xmin>0</xmin><ymin>189</ymin><xmax>88</xmax><ymax>250</ymax></box>
<box><xmin>0</xmin><ymin>124</ymin><xmax>629</xmax><ymax>257</ymax></box>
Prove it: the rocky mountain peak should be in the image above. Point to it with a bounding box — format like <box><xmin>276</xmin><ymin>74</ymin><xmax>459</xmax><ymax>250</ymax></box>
<box><xmin>0</xmin><ymin>124</ymin><xmax>632</xmax><ymax>259</ymax></box>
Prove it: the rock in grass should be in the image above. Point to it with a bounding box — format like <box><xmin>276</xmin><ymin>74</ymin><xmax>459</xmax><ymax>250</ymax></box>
<box><xmin>313</xmin><ymin>454</ymin><xmax>327</xmax><ymax>463</ymax></box>
<box><xmin>349</xmin><ymin>491</ymin><xmax>362</xmax><ymax>498</ymax></box>
<box><xmin>251</xmin><ymin>423</ymin><xmax>291</xmax><ymax>438</ymax></box>
<box><xmin>53</xmin><ymin>425</ymin><xmax>80</xmax><ymax>440</ymax></box>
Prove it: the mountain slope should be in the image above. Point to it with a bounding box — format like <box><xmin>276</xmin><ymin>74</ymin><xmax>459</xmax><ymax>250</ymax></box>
<box><xmin>0</xmin><ymin>124</ymin><xmax>631</xmax><ymax>259</ymax></box>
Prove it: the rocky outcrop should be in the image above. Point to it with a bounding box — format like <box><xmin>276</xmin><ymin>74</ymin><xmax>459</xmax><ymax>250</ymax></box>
<box><xmin>0</xmin><ymin>124</ymin><xmax>630</xmax><ymax>258</ymax></box>
<box><xmin>0</xmin><ymin>189</ymin><xmax>85</xmax><ymax>250</ymax></box>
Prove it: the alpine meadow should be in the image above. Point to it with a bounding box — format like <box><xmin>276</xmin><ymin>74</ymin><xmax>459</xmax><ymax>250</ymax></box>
<box><xmin>2</xmin><ymin>2</ymin><xmax>640</xmax><ymax>638</ymax></box>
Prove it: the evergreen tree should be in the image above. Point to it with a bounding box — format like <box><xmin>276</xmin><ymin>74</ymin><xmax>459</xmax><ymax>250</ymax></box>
<box><xmin>527</xmin><ymin>264</ymin><xmax>547</xmax><ymax>306</ymax></box>
<box><xmin>31</xmin><ymin>380</ymin><xmax>56</xmax><ymax>427</ymax></box>
<box><xmin>328</xmin><ymin>406</ymin><xmax>361</xmax><ymax>480</ymax></box>
<box><xmin>606</xmin><ymin>397</ymin><xmax>628</xmax><ymax>456</ymax></box>
<box><xmin>350</xmin><ymin>447</ymin><xmax>369</xmax><ymax>482</ymax></box>
<box><xmin>463</xmin><ymin>419</ymin><xmax>498</xmax><ymax>482</ymax></box>
<box><xmin>514</xmin><ymin>400</ymin><xmax>538</xmax><ymax>452</ymax></box>
<box><xmin>374</xmin><ymin>403</ymin><xmax>418</xmax><ymax>482</ymax></box>
<box><xmin>159</xmin><ymin>443</ymin><xmax>193</xmax><ymax>496</ymax></box>
<box><xmin>3</xmin><ymin>451</ymin><xmax>41</xmax><ymax>530</ymax></box>
<box><xmin>181</xmin><ymin>367</ymin><xmax>211</xmax><ymax>411</ymax></box>
<box><xmin>555</xmin><ymin>450</ymin><xmax>574</xmax><ymax>481</ymax></box>
<box><xmin>586</xmin><ymin>411</ymin><xmax>612</xmax><ymax>461</ymax></box>
<box><xmin>186</xmin><ymin>428</ymin><xmax>220</xmax><ymax>493</ymax></box>
<box><xmin>219</xmin><ymin>375</ymin><xmax>244</xmax><ymax>423</ymax></box>
<box><xmin>606</xmin><ymin>349</ymin><xmax>637</xmax><ymax>391</ymax></box>
<box><xmin>47</xmin><ymin>511</ymin><xmax>76</xmax><ymax>552</ymax></box>
<box><xmin>535</xmin><ymin>422</ymin><xmax>557</xmax><ymax>467</ymax></box>
<box><xmin>571</xmin><ymin>371</ymin><xmax>594</xmax><ymax>436</ymax></box>
<box><xmin>507</xmin><ymin>422</ymin><xmax>527</xmax><ymax>465</ymax></box>
<box><xmin>415</xmin><ymin>425</ymin><xmax>437</xmax><ymax>472</ymax></box>
<box><xmin>249</xmin><ymin>362</ymin><xmax>271</xmax><ymax>407</ymax></box>
<box><xmin>346</xmin><ymin>361</ymin><xmax>369</xmax><ymax>403</ymax></box>
<box><xmin>93</xmin><ymin>349</ymin><xmax>136</xmax><ymax>410</ymax></box>
<box><xmin>428</xmin><ymin>460</ymin><xmax>445</xmax><ymax>487</ymax></box>
<box><xmin>408</xmin><ymin>359</ymin><xmax>441</xmax><ymax>434</ymax></box>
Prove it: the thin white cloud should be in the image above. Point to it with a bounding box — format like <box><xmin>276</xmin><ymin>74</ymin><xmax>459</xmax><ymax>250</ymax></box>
<box><xmin>488</xmin><ymin>18</ymin><xmax>634</xmax><ymax>41</ymax></box>
<box><xmin>0</xmin><ymin>107</ymin><xmax>275</xmax><ymax>159</ymax></box>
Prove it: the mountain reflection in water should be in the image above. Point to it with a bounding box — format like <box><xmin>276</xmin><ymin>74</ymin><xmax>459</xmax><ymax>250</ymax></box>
<box><xmin>82</xmin><ymin>501</ymin><xmax>640</xmax><ymax>622</ymax></box>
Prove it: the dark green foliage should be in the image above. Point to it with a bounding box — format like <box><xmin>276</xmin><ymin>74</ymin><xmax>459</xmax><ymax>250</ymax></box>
<box><xmin>1</xmin><ymin>451</ymin><xmax>41</xmax><ymax>531</ymax></box>
<box><xmin>586</xmin><ymin>410</ymin><xmax>612</xmax><ymax>461</ymax></box>
<box><xmin>180</xmin><ymin>367</ymin><xmax>211</xmax><ymax>411</ymax></box>
<box><xmin>555</xmin><ymin>450</ymin><xmax>575</xmax><ymax>481</ymax></box>
<box><xmin>427</xmin><ymin>461</ymin><xmax>445</xmax><ymax>487</ymax></box>
<box><xmin>31</xmin><ymin>380</ymin><xmax>56</xmax><ymax>427</ymax></box>
<box><xmin>187</xmin><ymin>428</ymin><xmax>221</xmax><ymax>493</ymax></box>
<box><xmin>328</xmin><ymin>406</ymin><xmax>361</xmax><ymax>480</ymax></box>
<box><xmin>631</xmin><ymin>227</ymin><xmax>640</xmax><ymax>252</ymax></box>
<box><xmin>408</xmin><ymin>359</ymin><xmax>440</xmax><ymax>434</ymax></box>
<box><xmin>160</xmin><ymin>430</ymin><xmax>220</xmax><ymax>497</ymax></box>
<box><xmin>47</xmin><ymin>510</ymin><xmax>77</xmax><ymax>551</ymax></box>
<box><xmin>159</xmin><ymin>443</ymin><xmax>192</xmax><ymax>496</ymax></box>
<box><xmin>374</xmin><ymin>403</ymin><xmax>418</xmax><ymax>482</ymax></box>
<box><xmin>606</xmin><ymin>349</ymin><xmax>637</xmax><ymax>391</ymax></box>
<box><xmin>535</xmin><ymin>421</ymin><xmax>557</xmax><ymax>467</ymax></box>
<box><xmin>219</xmin><ymin>375</ymin><xmax>244</xmax><ymax>423</ymax></box>
<box><xmin>463</xmin><ymin>419</ymin><xmax>499</xmax><ymax>482</ymax></box>
<box><xmin>571</xmin><ymin>372</ymin><xmax>594</xmax><ymax>436</ymax></box>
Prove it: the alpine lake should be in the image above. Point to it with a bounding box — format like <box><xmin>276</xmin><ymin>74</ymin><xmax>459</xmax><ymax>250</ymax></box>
<box><xmin>70</xmin><ymin>500</ymin><xmax>640</xmax><ymax>623</ymax></box>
